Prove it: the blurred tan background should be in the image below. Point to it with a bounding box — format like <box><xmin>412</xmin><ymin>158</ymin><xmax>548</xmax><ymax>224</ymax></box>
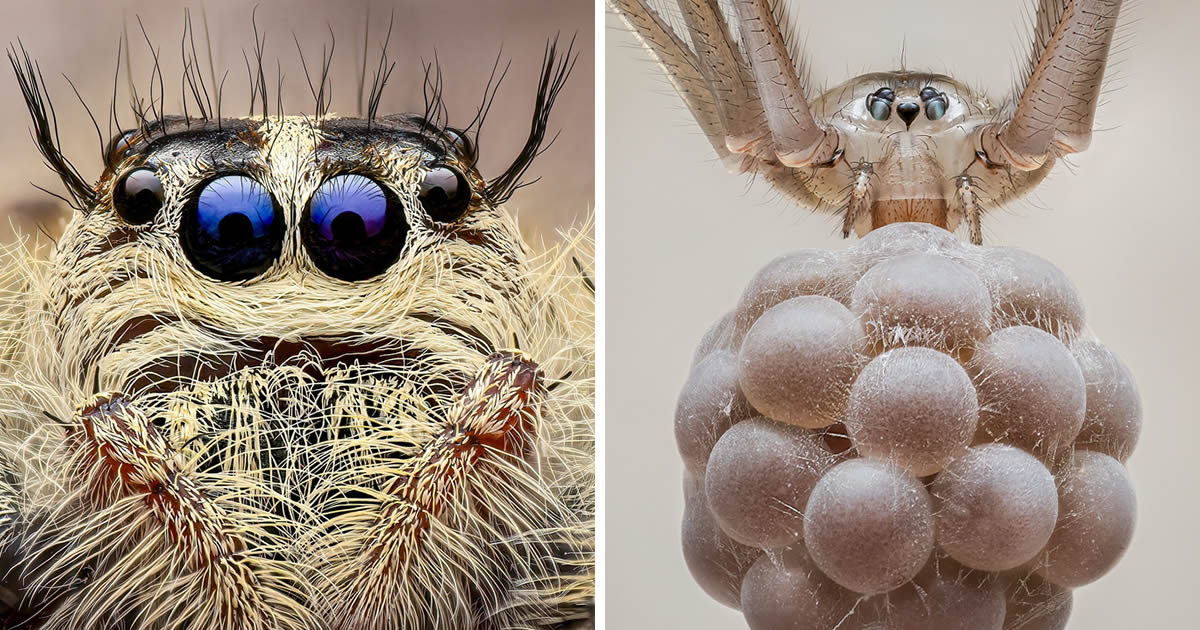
<box><xmin>0</xmin><ymin>0</ymin><xmax>593</xmax><ymax>246</ymax></box>
<box><xmin>608</xmin><ymin>2</ymin><xmax>1199</xmax><ymax>629</ymax></box>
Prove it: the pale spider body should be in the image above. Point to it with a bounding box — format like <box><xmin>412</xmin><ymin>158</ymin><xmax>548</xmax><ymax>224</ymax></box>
<box><xmin>0</xmin><ymin>25</ymin><xmax>593</xmax><ymax>630</ymax></box>
<box><xmin>614</xmin><ymin>0</ymin><xmax>1119</xmax><ymax>243</ymax></box>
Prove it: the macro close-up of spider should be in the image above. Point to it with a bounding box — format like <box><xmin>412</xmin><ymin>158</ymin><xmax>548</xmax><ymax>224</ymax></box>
<box><xmin>7</xmin><ymin>1</ymin><xmax>1200</xmax><ymax>629</ymax></box>
<box><xmin>0</xmin><ymin>2</ymin><xmax>595</xmax><ymax>629</ymax></box>
<box><xmin>608</xmin><ymin>1</ymin><xmax>1200</xmax><ymax>629</ymax></box>
<box><xmin>612</xmin><ymin>0</ymin><xmax>1118</xmax><ymax>245</ymax></box>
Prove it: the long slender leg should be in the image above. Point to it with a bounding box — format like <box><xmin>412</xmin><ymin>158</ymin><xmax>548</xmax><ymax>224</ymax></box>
<box><xmin>610</xmin><ymin>0</ymin><xmax>732</xmax><ymax>164</ymax></box>
<box><xmin>981</xmin><ymin>0</ymin><xmax>1121</xmax><ymax>170</ymax></box>
<box><xmin>676</xmin><ymin>0</ymin><xmax>767</xmax><ymax>155</ymax></box>
<box><xmin>731</xmin><ymin>0</ymin><xmax>839</xmax><ymax>167</ymax></box>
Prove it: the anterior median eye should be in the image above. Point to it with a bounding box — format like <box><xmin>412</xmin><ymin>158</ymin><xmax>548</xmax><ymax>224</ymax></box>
<box><xmin>303</xmin><ymin>174</ymin><xmax>409</xmax><ymax>281</ymax></box>
<box><xmin>113</xmin><ymin>167</ymin><xmax>164</xmax><ymax>225</ymax></box>
<box><xmin>180</xmin><ymin>175</ymin><xmax>284</xmax><ymax>281</ymax></box>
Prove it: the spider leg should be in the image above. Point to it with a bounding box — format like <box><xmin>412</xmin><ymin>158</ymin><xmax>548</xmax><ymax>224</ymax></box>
<box><xmin>676</xmin><ymin>0</ymin><xmax>767</xmax><ymax>156</ymax></box>
<box><xmin>610</xmin><ymin>0</ymin><xmax>733</xmax><ymax>165</ymax></box>
<box><xmin>731</xmin><ymin>0</ymin><xmax>840</xmax><ymax>168</ymax></box>
<box><xmin>38</xmin><ymin>393</ymin><xmax>312</xmax><ymax>630</ymax></box>
<box><xmin>333</xmin><ymin>352</ymin><xmax>560</xmax><ymax>630</ymax></box>
<box><xmin>980</xmin><ymin>0</ymin><xmax>1121</xmax><ymax>170</ymax></box>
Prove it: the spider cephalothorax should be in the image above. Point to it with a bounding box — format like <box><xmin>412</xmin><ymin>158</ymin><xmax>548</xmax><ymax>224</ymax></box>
<box><xmin>0</xmin><ymin>30</ymin><xmax>593</xmax><ymax>630</ymax></box>
<box><xmin>614</xmin><ymin>0</ymin><xmax>1120</xmax><ymax>243</ymax></box>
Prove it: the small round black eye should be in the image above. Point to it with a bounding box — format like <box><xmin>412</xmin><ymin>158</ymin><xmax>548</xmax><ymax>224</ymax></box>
<box><xmin>105</xmin><ymin>130</ymin><xmax>138</xmax><ymax>169</ymax></box>
<box><xmin>919</xmin><ymin>87</ymin><xmax>941</xmax><ymax>101</ymax></box>
<box><xmin>419</xmin><ymin>166</ymin><xmax>471</xmax><ymax>223</ymax></box>
<box><xmin>113</xmin><ymin>168</ymin><xmax>164</xmax><ymax>225</ymax></box>
<box><xmin>926</xmin><ymin>96</ymin><xmax>948</xmax><ymax>121</ymax></box>
<box><xmin>443</xmin><ymin>128</ymin><xmax>476</xmax><ymax>163</ymax></box>
<box><xmin>866</xmin><ymin>87</ymin><xmax>895</xmax><ymax>122</ymax></box>
<box><xmin>181</xmin><ymin>175</ymin><xmax>284</xmax><ymax>281</ymax></box>
<box><xmin>866</xmin><ymin>95</ymin><xmax>892</xmax><ymax>121</ymax></box>
<box><xmin>304</xmin><ymin>174</ymin><xmax>409</xmax><ymax>281</ymax></box>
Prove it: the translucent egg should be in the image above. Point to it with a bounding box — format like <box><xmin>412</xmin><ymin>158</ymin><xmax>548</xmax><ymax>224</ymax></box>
<box><xmin>880</xmin><ymin>558</ymin><xmax>1005</xmax><ymax>630</ymax></box>
<box><xmin>1034</xmin><ymin>450</ymin><xmax>1136</xmax><ymax>587</ymax></box>
<box><xmin>740</xmin><ymin>547</ymin><xmax>859</xmax><ymax>630</ymax></box>
<box><xmin>682</xmin><ymin>477</ymin><xmax>763</xmax><ymax>609</ymax></box>
<box><xmin>930</xmin><ymin>444</ymin><xmax>1058</xmax><ymax>571</ymax></box>
<box><xmin>675</xmin><ymin>350</ymin><xmax>755</xmax><ymax>474</ymax></box>
<box><xmin>846</xmin><ymin>347</ymin><xmax>978</xmax><ymax>475</ymax></box>
<box><xmin>850</xmin><ymin>253</ymin><xmax>991</xmax><ymax>352</ymax></box>
<box><xmin>693</xmin><ymin>310</ymin><xmax>736</xmax><ymax>367</ymax></box>
<box><xmin>803</xmin><ymin>459</ymin><xmax>934</xmax><ymax>594</ymax></box>
<box><xmin>705</xmin><ymin>418</ymin><xmax>839</xmax><ymax>548</ymax></box>
<box><xmin>1003</xmin><ymin>575</ymin><xmax>1072</xmax><ymax>630</ymax></box>
<box><xmin>969</xmin><ymin>326</ymin><xmax>1086</xmax><ymax>457</ymax></box>
<box><xmin>738</xmin><ymin>296</ymin><xmax>866</xmax><ymax>428</ymax></box>
<box><xmin>972</xmin><ymin>247</ymin><xmax>1084</xmax><ymax>339</ymax></box>
<box><xmin>1071</xmin><ymin>340</ymin><xmax>1142</xmax><ymax>462</ymax></box>
<box><xmin>845</xmin><ymin>221</ymin><xmax>969</xmax><ymax>280</ymax></box>
<box><xmin>733</xmin><ymin>249</ymin><xmax>852</xmax><ymax>344</ymax></box>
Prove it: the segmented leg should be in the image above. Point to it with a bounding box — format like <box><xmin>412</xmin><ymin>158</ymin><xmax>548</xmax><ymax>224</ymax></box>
<box><xmin>39</xmin><ymin>394</ymin><xmax>311</xmax><ymax>630</ymax></box>
<box><xmin>333</xmin><ymin>352</ymin><xmax>549</xmax><ymax>630</ymax></box>
<box><xmin>954</xmin><ymin>174</ymin><xmax>984</xmax><ymax>245</ymax></box>
<box><xmin>677</xmin><ymin>0</ymin><xmax>766</xmax><ymax>155</ymax></box>
<box><xmin>843</xmin><ymin>161</ymin><xmax>875</xmax><ymax>238</ymax></box>
<box><xmin>731</xmin><ymin>0</ymin><xmax>839</xmax><ymax>167</ymax></box>
<box><xmin>982</xmin><ymin>0</ymin><xmax>1121</xmax><ymax>169</ymax></box>
<box><xmin>610</xmin><ymin>0</ymin><xmax>732</xmax><ymax>164</ymax></box>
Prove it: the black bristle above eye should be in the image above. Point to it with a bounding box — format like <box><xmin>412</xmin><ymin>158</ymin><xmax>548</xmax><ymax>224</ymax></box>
<box><xmin>484</xmin><ymin>34</ymin><xmax>577</xmax><ymax>206</ymax></box>
<box><xmin>8</xmin><ymin>43</ymin><xmax>98</xmax><ymax>213</ymax></box>
<box><xmin>10</xmin><ymin>18</ymin><xmax>577</xmax><ymax>220</ymax></box>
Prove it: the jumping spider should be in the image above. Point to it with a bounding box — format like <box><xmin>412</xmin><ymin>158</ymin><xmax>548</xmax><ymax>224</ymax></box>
<box><xmin>0</xmin><ymin>20</ymin><xmax>594</xmax><ymax>630</ymax></box>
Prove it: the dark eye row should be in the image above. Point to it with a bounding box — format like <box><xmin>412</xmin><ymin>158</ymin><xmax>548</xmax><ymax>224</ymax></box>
<box><xmin>865</xmin><ymin>86</ymin><xmax>948</xmax><ymax>122</ymax></box>
<box><xmin>112</xmin><ymin>166</ymin><xmax>471</xmax><ymax>282</ymax></box>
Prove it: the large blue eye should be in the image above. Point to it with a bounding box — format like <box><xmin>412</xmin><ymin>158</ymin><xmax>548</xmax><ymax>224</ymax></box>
<box><xmin>180</xmin><ymin>175</ymin><xmax>284</xmax><ymax>281</ymax></box>
<box><xmin>303</xmin><ymin>174</ymin><xmax>408</xmax><ymax>281</ymax></box>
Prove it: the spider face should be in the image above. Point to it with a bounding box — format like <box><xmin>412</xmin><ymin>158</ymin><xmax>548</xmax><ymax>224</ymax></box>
<box><xmin>614</xmin><ymin>0</ymin><xmax>1118</xmax><ymax>245</ymax></box>
<box><xmin>777</xmin><ymin>71</ymin><xmax>1054</xmax><ymax>239</ymax></box>
<box><xmin>62</xmin><ymin>115</ymin><xmax>510</xmax><ymax>417</ymax></box>
<box><xmin>857</xmin><ymin>82</ymin><xmax>958</xmax><ymax>129</ymax></box>
<box><xmin>1</xmin><ymin>36</ymin><xmax>593</xmax><ymax>630</ymax></box>
<box><xmin>101</xmin><ymin>115</ymin><xmax>487</xmax><ymax>283</ymax></box>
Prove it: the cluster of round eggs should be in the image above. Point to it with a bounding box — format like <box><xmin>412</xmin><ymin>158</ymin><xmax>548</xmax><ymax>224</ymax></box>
<box><xmin>677</xmin><ymin>223</ymin><xmax>1139</xmax><ymax>629</ymax></box>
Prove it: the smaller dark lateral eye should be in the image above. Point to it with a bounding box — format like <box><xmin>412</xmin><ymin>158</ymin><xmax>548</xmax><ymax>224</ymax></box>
<box><xmin>926</xmin><ymin>96</ymin><xmax>948</xmax><ymax>121</ymax></box>
<box><xmin>419</xmin><ymin>166</ymin><xmax>471</xmax><ymax>223</ymax></box>
<box><xmin>112</xmin><ymin>168</ymin><xmax>164</xmax><ymax>225</ymax></box>
<box><xmin>866</xmin><ymin>87</ymin><xmax>895</xmax><ymax>121</ymax></box>
<box><xmin>443</xmin><ymin>128</ymin><xmax>476</xmax><ymax>163</ymax></box>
